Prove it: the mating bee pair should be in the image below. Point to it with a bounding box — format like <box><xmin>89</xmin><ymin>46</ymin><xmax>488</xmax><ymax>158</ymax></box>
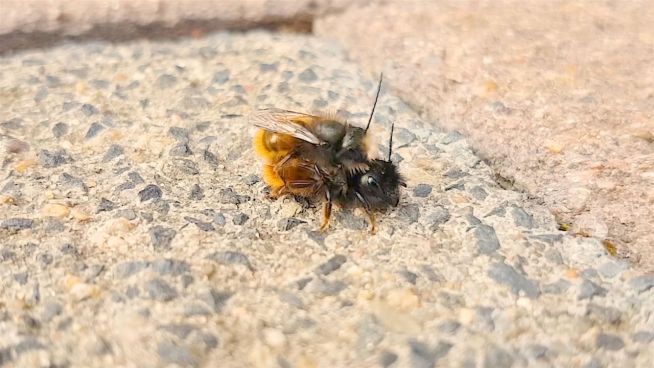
<box><xmin>252</xmin><ymin>75</ymin><xmax>405</xmax><ymax>232</ymax></box>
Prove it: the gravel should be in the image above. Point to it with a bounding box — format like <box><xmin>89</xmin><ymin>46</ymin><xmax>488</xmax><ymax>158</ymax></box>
<box><xmin>473</xmin><ymin>224</ymin><xmax>501</xmax><ymax>254</ymax></box>
<box><xmin>138</xmin><ymin>184</ymin><xmax>163</xmax><ymax>202</ymax></box>
<box><xmin>413</xmin><ymin>184</ymin><xmax>433</xmax><ymax>197</ymax></box>
<box><xmin>314</xmin><ymin>255</ymin><xmax>347</xmax><ymax>276</ymax></box>
<box><xmin>148</xmin><ymin>226</ymin><xmax>177</xmax><ymax>249</ymax></box>
<box><xmin>298</xmin><ymin>68</ymin><xmax>318</xmax><ymax>82</ymax></box>
<box><xmin>85</xmin><ymin>122</ymin><xmax>105</xmax><ymax>139</ymax></box>
<box><xmin>207</xmin><ymin>251</ymin><xmax>254</xmax><ymax>271</ymax></box>
<box><xmin>146</xmin><ymin>278</ymin><xmax>178</xmax><ymax>301</ymax></box>
<box><xmin>578</xmin><ymin>279</ymin><xmax>608</xmax><ymax>300</ymax></box>
<box><xmin>38</xmin><ymin>149</ymin><xmax>70</xmax><ymax>168</ymax></box>
<box><xmin>629</xmin><ymin>275</ymin><xmax>654</xmax><ymax>293</ymax></box>
<box><xmin>596</xmin><ymin>333</ymin><xmax>625</xmax><ymax>351</ymax></box>
<box><xmin>1</xmin><ymin>218</ymin><xmax>34</xmax><ymax>230</ymax></box>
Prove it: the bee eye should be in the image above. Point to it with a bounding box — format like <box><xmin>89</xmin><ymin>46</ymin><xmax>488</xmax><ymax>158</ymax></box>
<box><xmin>367</xmin><ymin>176</ymin><xmax>379</xmax><ymax>187</ymax></box>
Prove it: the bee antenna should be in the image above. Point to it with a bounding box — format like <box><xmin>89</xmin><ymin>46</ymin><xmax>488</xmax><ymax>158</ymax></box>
<box><xmin>388</xmin><ymin>122</ymin><xmax>394</xmax><ymax>161</ymax></box>
<box><xmin>365</xmin><ymin>73</ymin><xmax>383</xmax><ymax>132</ymax></box>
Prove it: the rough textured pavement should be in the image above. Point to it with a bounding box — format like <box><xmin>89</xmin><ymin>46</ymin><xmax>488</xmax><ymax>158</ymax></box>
<box><xmin>316</xmin><ymin>1</ymin><xmax>654</xmax><ymax>269</ymax></box>
<box><xmin>1</xmin><ymin>32</ymin><xmax>653</xmax><ymax>367</ymax></box>
<box><xmin>0</xmin><ymin>0</ymin><xmax>356</xmax><ymax>35</ymax></box>
<box><xmin>0</xmin><ymin>0</ymin><xmax>363</xmax><ymax>53</ymax></box>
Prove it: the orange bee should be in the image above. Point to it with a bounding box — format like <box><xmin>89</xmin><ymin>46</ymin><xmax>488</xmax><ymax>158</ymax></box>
<box><xmin>251</xmin><ymin>75</ymin><xmax>405</xmax><ymax>232</ymax></box>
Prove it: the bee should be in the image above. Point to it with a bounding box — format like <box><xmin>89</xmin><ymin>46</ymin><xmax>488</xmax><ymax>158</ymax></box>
<box><xmin>251</xmin><ymin>75</ymin><xmax>405</xmax><ymax>232</ymax></box>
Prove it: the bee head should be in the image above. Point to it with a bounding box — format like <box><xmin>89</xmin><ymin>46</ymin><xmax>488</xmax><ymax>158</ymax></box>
<box><xmin>357</xmin><ymin>159</ymin><xmax>405</xmax><ymax>208</ymax></box>
<box><xmin>356</xmin><ymin>121</ymin><xmax>406</xmax><ymax>208</ymax></box>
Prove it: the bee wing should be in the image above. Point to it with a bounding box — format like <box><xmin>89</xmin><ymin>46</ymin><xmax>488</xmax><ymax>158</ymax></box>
<box><xmin>250</xmin><ymin>108</ymin><xmax>322</xmax><ymax>145</ymax></box>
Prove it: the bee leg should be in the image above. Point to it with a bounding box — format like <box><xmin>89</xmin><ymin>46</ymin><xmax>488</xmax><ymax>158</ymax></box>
<box><xmin>319</xmin><ymin>190</ymin><xmax>332</xmax><ymax>232</ymax></box>
<box><xmin>366</xmin><ymin>210</ymin><xmax>377</xmax><ymax>235</ymax></box>
<box><xmin>354</xmin><ymin>190</ymin><xmax>376</xmax><ymax>234</ymax></box>
<box><xmin>267</xmin><ymin>187</ymin><xmax>285</xmax><ymax>200</ymax></box>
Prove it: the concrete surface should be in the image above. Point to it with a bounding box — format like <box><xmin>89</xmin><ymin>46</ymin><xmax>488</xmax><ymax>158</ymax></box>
<box><xmin>2</xmin><ymin>0</ymin><xmax>652</xmax><ymax>272</ymax></box>
<box><xmin>1</xmin><ymin>0</ymin><xmax>354</xmax><ymax>35</ymax></box>
<box><xmin>1</xmin><ymin>31</ymin><xmax>653</xmax><ymax>368</ymax></box>
<box><xmin>315</xmin><ymin>0</ymin><xmax>654</xmax><ymax>270</ymax></box>
<box><xmin>0</xmin><ymin>0</ymin><xmax>366</xmax><ymax>53</ymax></box>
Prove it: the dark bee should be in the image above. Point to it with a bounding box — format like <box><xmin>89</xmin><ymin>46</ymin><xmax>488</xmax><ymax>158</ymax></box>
<box><xmin>251</xmin><ymin>75</ymin><xmax>405</xmax><ymax>232</ymax></box>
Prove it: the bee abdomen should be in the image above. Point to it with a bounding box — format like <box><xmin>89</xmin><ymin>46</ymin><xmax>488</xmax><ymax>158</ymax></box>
<box><xmin>253</xmin><ymin>129</ymin><xmax>299</xmax><ymax>162</ymax></box>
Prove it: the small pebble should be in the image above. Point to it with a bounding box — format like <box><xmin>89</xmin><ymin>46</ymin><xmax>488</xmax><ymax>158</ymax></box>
<box><xmin>151</xmin><ymin>259</ymin><xmax>190</xmax><ymax>276</ymax></box>
<box><xmin>596</xmin><ymin>333</ymin><xmax>625</xmax><ymax>351</ymax></box>
<box><xmin>629</xmin><ymin>274</ymin><xmax>654</xmax><ymax>293</ymax></box>
<box><xmin>469</xmin><ymin>186</ymin><xmax>488</xmax><ymax>200</ymax></box>
<box><xmin>198</xmin><ymin>289</ymin><xmax>232</xmax><ymax>312</ymax></box>
<box><xmin>413</xmin><ymin>184</ymin><xmax>432</xmax><ymax>197</ymax></box>
<box><xmin>483</xmin><ymin>346</ymin><xmax>514</xmax><ymax>368</ymax></box>
<box><xmin>189</xmin><ymin>184</ymin><xmax>204</xmax><ymax>200</ymax></box>
<box><xmin>114</xmin><ymin>261</ymin><xmax>149</xmax><ymax>278</ymax></box>
<box><xmin>156</xmin><ymin>74</ymin><xmax>177</xmax><ymax>88</ymax></box>
<box><xmin>213</xmin><ymin>213</ymin><xmax>226</xmax><ymax>226</ymax></box>
<box><xmin>578</xmin><ymin>279</ymin><xmax>607</xmax><ymax>300</ymax></box>
<box><xmin>277</xmin><ymin>217</ymin><xmax>306</xmax><ymax>231</ymax></box>
<box><xmin>52</xmin><ymin>123</ymin><xmax>69</xmax><ymax>138</ymax></box>
<box><xmin>488</xmin><ymin>262</ymin><xmax>540</xmax><ymax>299</ymax></box>
<box><xmin>244</xmin><ymin>174</ymin><xmax>260</xmax><ymax>185</ymax></box>
<box><xmin>314</xmin><ymin>255</ymin><xmax>347</xmax><ymax>276</ymax></box>
<box><xmin>148</xmin><ymin>226</ymin><xmax>176</xmax><ymax>249</ymax></box>
<box><xmin>71</xmin><ymin>208</ymin><xmax>92</xmax><ymax>222</ymax></box>
<box><xmin>379</xmin><ymin>351</ymin><xmax>398</xmax><ymax>368</ymax></box>
<box><xmin>128</xmin><ymin>172</ymin><xmax>145</xmax><ymax>184</ymax></box>
<box><xmin>85</xmin><ymin>122</ymin><xmax>105</xmax><ymax>139</ymax></box>
<box><xmin>207</xmin><ymin>251</ymin><xmax>253</xmax><ymax>271</ymax></box>
<box><xmin>474</xmin><ymin>225</ymin><xmax>501</xmax><ymax>254</ymax></box>
<box><xmin>232</xmin><ymin>212</ymin><xmax>249</xmax><ymax>225</ymax></box>
<box><xmin>184</xmin><ymin>217</ymin><xmax>215</xmax><ymax>231</ymax></box>
<box><xmin>157</xmin><ymin>341</ymin><xmax>198</xmax><ymax>366</ymax></box>
<box><xmin>42</xmin><ymin>203</ymin><xmax>70</xmax><ymax>218</ymax></box>
<box><xmin>1</xmin><ymin>218</ymin><xmax>33</xmax><ymax>231</ymax></box>
<box><xmin>632</xmin><ymin>331</ymin><xmax>654</xmax><ymax>344</ymax></box>
<box><xmin>260</xmin><ymin>62</ymin><xmax>279</xmax><ymax>72</ymax></box>
<box><xmin>103</xmin><ymin>145</ymin><xmax>124</xmax><ymax>161</ymax></box>
<box><xmin>38</xmin><ymin>149</ymin><xmax>70</xmax><ymax>168</ymax></box>
<box><xmin>442</xmin><ymin>131</ymin><xmax>463</xmax><ymax>144</ymax></box>
<box><xmin>511</xmin><ymin>206</ymin><xmax>534</xmax><ymax>229</ymax></box>
<box><xmin>212</xmin><ymin>70</ymin><xmax>230</xmax><ymax>84</ymax></box>
<box><xmin>169</xmin><ymin>127</ymin><xmax>190</xmax><ymax>142</ymax></box>
<box><xmin>139</xmin><ymin>184</ymin><xmax>163</xmax><ymax>202</ymax></box>
<box><xmin>298</xmin><ymin>68</ymin><xmax>318</xmax><ymax>82</ymax></box>
<box><xmin>81</xmin><ymin>103</ymin><xmax>99</xmax><ymax>116</ymax></box>
<box><xmin>97</xmin><ymin>198</ymin><xmax>117</xmax><ymax>213</ymax></box>
<box><xmin>399</xmin><ymin>204</ymin><xmax>420</xmax><ymax>224</ymax></box>
<box><xmin>169</xmin><ymin>143</ymin><xmax>193</xmax><ymax>156</ymax></box>
<box><xmin>173</xmin><ymin>159</ymin><xmax>199</xmax><ymax>175</ymax></box>
<box><xmin>146</xmin><ymin>278</ymin><xmax>178</xmax><ymax>301</ymax></box>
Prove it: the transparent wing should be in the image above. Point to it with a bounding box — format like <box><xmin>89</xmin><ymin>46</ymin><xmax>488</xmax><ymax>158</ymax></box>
<box><xmin>249</xmin><ymin>108</ymin><xmax>322</xmax><ymax>145</ymax></box>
